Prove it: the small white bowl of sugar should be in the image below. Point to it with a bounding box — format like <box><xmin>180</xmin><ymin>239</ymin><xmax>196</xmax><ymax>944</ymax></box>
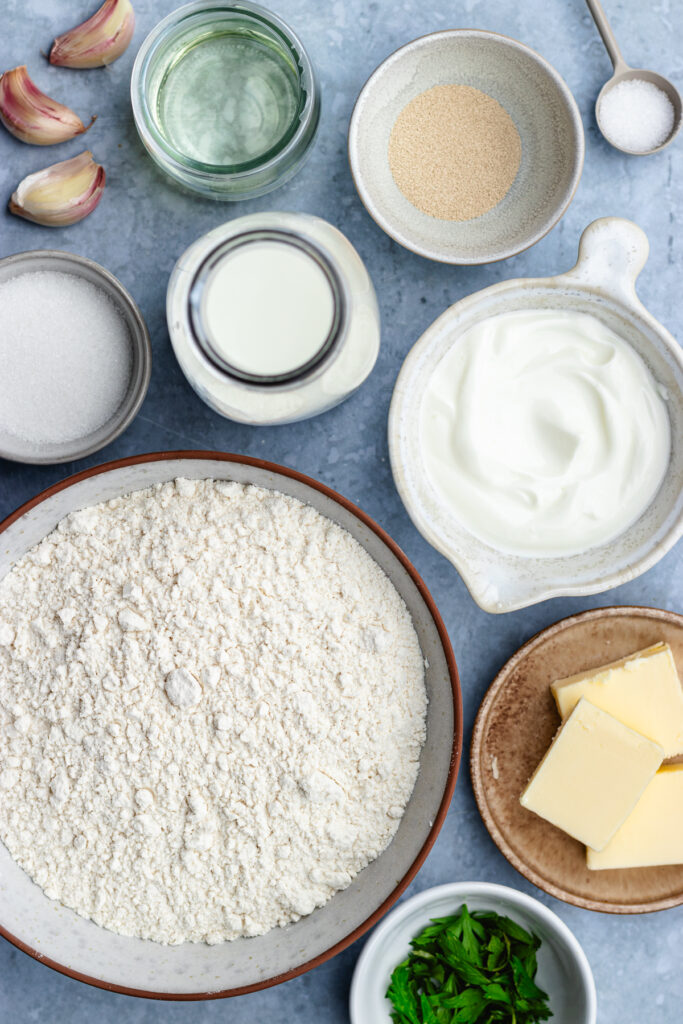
<box><xmin>0</xmin><ymin>250</ymin><xmax>151</xmax><ymax>464</ymax></box>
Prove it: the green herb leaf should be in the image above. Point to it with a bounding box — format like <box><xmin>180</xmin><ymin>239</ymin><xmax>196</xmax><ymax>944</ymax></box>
<box><xmin>511</xmin><ymin>955</ymin><xmax>550</xmax><ymax>1003</ymax></box>
<box><xmin>385</xmin><ymin>904</ymin><xmax>553</xmax><ymax>1024</ymax></box>
<box><xmin>387</xmin><ymin>962</ymin><xmax>420</xmax><ymax>1023</ymax></box>
<box><xmin>459</xmin><ymin>905</ymin><xmax>485</xmax><ymax>964</ymax></box>
<box><xmin>420</xmin><ymin>992</ymin><xmax>440</xmax><ymax>1024</ymax></box>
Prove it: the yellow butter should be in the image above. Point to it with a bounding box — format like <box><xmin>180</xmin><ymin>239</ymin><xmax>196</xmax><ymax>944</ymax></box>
<box><xmin>550</xmin><ymin>642</ymin><xmax>683</xmax><ymax>758</ymax></box>
<box><xmin>588</xmin><ymin>765</ymin><xmax>683</xmax><ymax>870</ymax></box>
<box><xmin>520</xmin><ymin>698</ymin><xmax>663</xmax><ymax>851</ymax></box>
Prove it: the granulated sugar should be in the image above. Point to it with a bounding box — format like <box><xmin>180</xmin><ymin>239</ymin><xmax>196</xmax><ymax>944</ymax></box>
<box><xmin>0</xmin><ymin>270</ymin><xmax>132</xmax><ymax>444</ymax></box>
<box><xmin>388</xmin><ymin>84</ymin><xmax>522</xmax><ymax>221</ymax></box>
<box><xmin>599</xmin><ymin>79</ymin><xmax>675</xmax><ymax>153</ymax></box>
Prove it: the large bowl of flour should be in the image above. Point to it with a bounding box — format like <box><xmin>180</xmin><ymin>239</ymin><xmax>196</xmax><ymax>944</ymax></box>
<box><xmin>0</xmin><ymin>451</ymin><xmax>461</xmax><ymax>998</ymax></box>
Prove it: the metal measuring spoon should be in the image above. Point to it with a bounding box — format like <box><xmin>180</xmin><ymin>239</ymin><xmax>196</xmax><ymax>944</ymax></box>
<box><xmin>586</xmin><ymin>0</ymin><xmax>682</xmax><ymax>155</ymax></box>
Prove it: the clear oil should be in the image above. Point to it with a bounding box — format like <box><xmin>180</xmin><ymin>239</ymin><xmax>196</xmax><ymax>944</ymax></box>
<box><xmin>155</xmin><ymin>28</ymin><xmax>301</xmax><ymax>168</ymax></box>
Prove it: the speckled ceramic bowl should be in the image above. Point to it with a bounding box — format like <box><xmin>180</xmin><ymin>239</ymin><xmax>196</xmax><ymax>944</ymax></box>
<box><xmin>0</xmin><ymin>451</ymin><xmax>462</xmax><ymax>998</ymax></box>
<box><xmin>389</xmin><ymin>218</ymin><xmax>683</xmax><ymax>612</ymax></box>
<box><xmin>348</xmin><ymin>30</ymin><xmax>584</xmax><ymax>264</ymax></box>
<box><xmin>0</xmin><ymin>251</ymin><xmax>151</xmax><ymax>465</ymax></box>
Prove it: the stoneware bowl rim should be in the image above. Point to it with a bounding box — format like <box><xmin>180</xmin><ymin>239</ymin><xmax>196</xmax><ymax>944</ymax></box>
<box><xmin>470</xmin><ymin>605</ymin><xmax>683</xmax><ymax>913</ymax></box>
<box><xmin>349</xmin><ymin>881</ymin><xmax>598</xmax><ymax>1024</ymax></box>
<box><xmin>0</xmin><ymin>449</ymin><xmax>463</xmax><ymax>1000</ymax></box>
<box><xmin>347</xmin><ymin>27</ymin><xmax>585</xmax><ymax>265</ymax></box>
<box><xmin>388</xmin><ymin>217</ymin><xmax>683</xmax><ymax>612</ymax></box>
<box><xmin>0</xmin><ymin>249</ymin><xmax>152</xmax><ymax>465</ymax></box>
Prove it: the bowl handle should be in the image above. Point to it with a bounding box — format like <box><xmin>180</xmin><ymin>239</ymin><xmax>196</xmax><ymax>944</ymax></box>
<box><xmin>555</xmin><ymin>217</ymin><xmax>649</xmax><ymax>309</ymax></box>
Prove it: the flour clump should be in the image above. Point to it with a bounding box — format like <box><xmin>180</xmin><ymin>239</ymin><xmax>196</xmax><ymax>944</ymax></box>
<box><xmin>0</xmin><ymin>479</ymin><xmax>426</xmax><ymax>944</ymax></box>
<box><xmin>165</xmin><ymin>668</ymin><xmax>202</xmax><ymax>708</ymax></box>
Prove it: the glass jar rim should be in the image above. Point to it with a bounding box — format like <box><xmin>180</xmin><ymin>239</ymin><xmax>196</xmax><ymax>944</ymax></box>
<box><xmin>187</xmin><ymin>228</ymin><xmax>350</xmax><ymax>388</ymax></box>
<box><xmin>131</xmin><ymin>0</ymin><xmax>318</xmax><ymax>181</ymax></box>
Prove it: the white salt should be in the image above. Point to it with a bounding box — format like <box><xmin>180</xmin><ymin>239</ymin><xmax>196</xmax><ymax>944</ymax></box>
<box><xmin>0</xmin><ymin>270</ymin><xmax>133</xmax><ymax>445</ymax></box>
<box><xmin>599</xmin><ymin>78</ymin><xmax>675</xmax><ymax>153</ymax></box>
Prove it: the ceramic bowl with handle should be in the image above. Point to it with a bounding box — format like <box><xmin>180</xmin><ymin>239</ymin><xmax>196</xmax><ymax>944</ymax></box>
<box><xmin>0</xmin><ymin>451</ymin><xmax>462</xmax><ymax>998</ymax></box>
<box><xmin>389</xmin><ymin>218</ymin><xmax>683</xmax><ymax>613</ymax></box>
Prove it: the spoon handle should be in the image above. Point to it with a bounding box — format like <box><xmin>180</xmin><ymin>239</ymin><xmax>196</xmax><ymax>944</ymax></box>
<box><xmin>585</xmin><ymin>0</ymin><xmax>629</xmax><ymax>72</ymax></box>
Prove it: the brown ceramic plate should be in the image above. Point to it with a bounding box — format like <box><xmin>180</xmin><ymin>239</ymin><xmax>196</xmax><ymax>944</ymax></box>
<box><xmin>471</xmin><ymin>606</ymin><xmax>683</xmax><ymax>913</ymax></box>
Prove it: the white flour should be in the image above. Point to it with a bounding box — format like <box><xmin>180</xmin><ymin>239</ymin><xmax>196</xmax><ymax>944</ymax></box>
<box><xmin>0</xmin><ymin>479</ymin><xmax>426</xmax><ymax>944</ymax></box>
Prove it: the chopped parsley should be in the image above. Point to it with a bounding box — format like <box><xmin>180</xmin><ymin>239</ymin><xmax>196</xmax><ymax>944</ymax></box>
<box><xmin>386</xmin><ymin>904</ymin><xmax>552</xmax><ymax>1023</ymax></box>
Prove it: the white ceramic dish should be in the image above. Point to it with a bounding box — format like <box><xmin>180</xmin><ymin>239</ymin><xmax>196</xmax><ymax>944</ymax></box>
<box><xmin>348</xmin><ymin>30</ymin><xmax>584</xmax><ymax>264</ymax></box>
<box><xmin>350</xmin><ymin>881</ymin><xmax>597</xmax><ymax>1024</ymax></box>
<box><xmin>389</xmin><ymin>217</ymin><xmax>683</xmax><ymax>613</ymax></box>
<box><xmin>0</xmin><ymin>451</ymin><xmax>461</xmax><ymax>998</ymax></box>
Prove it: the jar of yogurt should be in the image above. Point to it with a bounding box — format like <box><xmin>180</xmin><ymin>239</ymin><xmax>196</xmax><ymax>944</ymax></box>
<box><xmin>167</xmin><ymin>212</ymin><xmax>380</xmax><ymax>424</ymax></box>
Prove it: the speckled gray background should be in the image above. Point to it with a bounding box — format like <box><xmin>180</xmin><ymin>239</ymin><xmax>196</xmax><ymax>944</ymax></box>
<box><xmin>0</xmin><ymin>0</ymin><xmax>681</xmax><ymax>1020</ymax></box>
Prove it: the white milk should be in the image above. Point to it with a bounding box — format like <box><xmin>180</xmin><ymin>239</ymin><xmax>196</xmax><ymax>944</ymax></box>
<box><xmin>167</xmin><ymin>212</ymin><xmax>380</xmax><ymax>425</ymax></box>
<box><xmin>202</xmin><ymin>240</ymin><xmax>335</xmax><ymax>377</ymax></box>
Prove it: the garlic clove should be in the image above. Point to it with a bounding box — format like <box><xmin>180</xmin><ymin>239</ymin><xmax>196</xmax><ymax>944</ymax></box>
<box><xmin>0</xmin><ymin>65</ymin><xmax>94</xmax><ymax>145</ymax></box>
<box><xmin>9</xmin><ymin>150</ymin><xmax>106</xmax><ymax>227</ymax></box>
<box><xmin>50</xmin><ymin>0</ymin><xmax>135</xmax><ymax>69</ymax></box>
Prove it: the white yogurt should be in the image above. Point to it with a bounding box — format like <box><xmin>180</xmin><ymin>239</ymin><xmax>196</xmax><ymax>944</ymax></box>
<box><xmin>420</xmin><ymin>309</ymin><xmax>670</xmax><ymax>557</ymax></box>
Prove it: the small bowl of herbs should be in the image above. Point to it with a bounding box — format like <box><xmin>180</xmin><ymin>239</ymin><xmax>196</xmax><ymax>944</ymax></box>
<box><xmin>349</xmin><ymin>882</ymin><xmax>596</xmax><ymax>1024</ymax></box>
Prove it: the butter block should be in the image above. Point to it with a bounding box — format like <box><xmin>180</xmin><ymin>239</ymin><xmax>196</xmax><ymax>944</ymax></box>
<box><xmin>520</xmin><ymin>698</ymin><xmax>664</xmax><ymax>850</ymax></box>
<box><xmin>588</xmin><ymin>765</ymin><xmax>683</xmax><ymax>870</ymax></box>
<box><xmin>551</xmin><ymin>642</ymin><xmax>683</xmax><ymax>758</ymax></box>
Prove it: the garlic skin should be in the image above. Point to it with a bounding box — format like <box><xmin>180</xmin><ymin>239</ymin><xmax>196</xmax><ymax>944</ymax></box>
<box><xmin>0</xmin><ymin>65</ymin><xmax>94</xmax><ymax>145</ymax></box>
<box><xmin>50</xmin><ymin>0</ymin><xmax>135</xmax><ymax>69</ymax></box>
<box><xmin>9</xmin><ymin>151</ymin><xmax>106</xmax><ymax>227</ymax></box>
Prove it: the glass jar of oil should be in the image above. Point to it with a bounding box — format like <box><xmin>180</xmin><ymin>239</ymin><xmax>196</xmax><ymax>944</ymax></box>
<box><xmin>131</xmin><ymin>1</ymin><xmax>320</xmax><ymax>199</ymax></box>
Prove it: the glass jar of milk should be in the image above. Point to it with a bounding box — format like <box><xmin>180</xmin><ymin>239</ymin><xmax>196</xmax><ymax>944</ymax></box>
<box><xmin>167</xmin><ymin>212</ymin><xmax>380</xmax><ymax>424</ymax></box>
